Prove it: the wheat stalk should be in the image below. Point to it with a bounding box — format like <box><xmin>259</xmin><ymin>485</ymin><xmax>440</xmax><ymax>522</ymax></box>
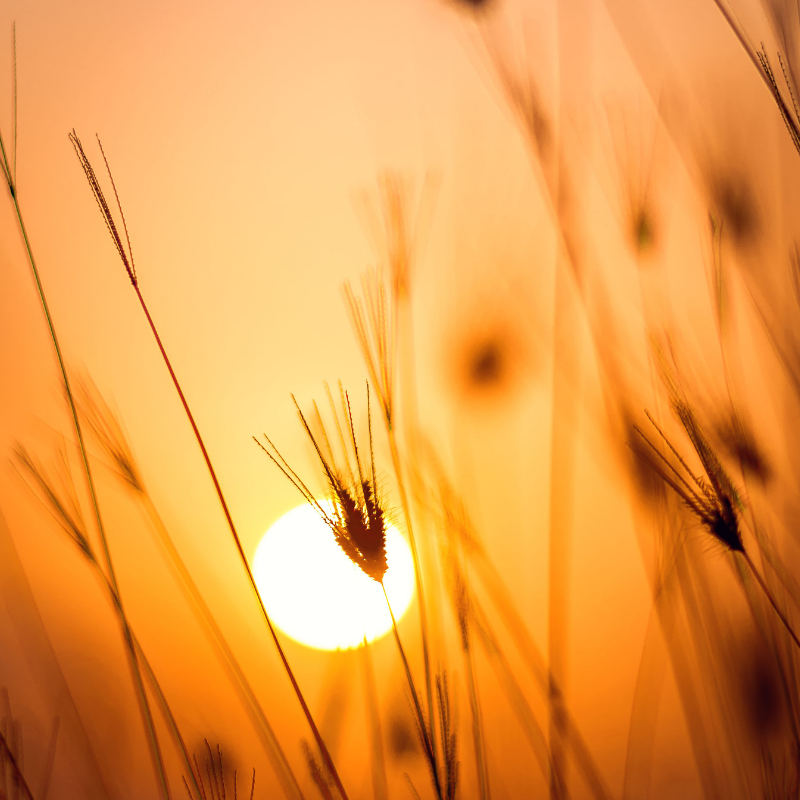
<box><xmin>69</xmin><ymin>132</ymin><xmax>345</xmax><ymax>800</ymax></box>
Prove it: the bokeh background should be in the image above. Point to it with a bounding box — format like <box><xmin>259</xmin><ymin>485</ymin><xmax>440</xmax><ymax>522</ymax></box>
<box><xmin>1</xmin><ymin>0</ymin><xmax>798</xmax><ymax>797</ymax></box>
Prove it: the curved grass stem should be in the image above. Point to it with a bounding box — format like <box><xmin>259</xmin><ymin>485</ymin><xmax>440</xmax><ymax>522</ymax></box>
<box><xmin>130</xmin><ymin>283</ymin><xmax>348</xmax><ymax>800</ymax></box>
<box><xmin>77</xmin><ymin>536</ymin><xmax>202</xmax><ymax>800</ymax></box>
<box><xmin>742</xmin><ymin>550</ymin><xmax>800</xmax><ymax>652</ymax></box>
<box><xmin>136</xmin><ymin>495</ymin><xmax>303</xmax><ymax>800</ymax></box>
<box><xmin>69</xmin><ymin>130</ymin><xmax>345</xmax><ymax>800</ymax></box>
<box><xmin>461</xmin><ymin>625</ymin><xmax>490</xmax><ymax>800</ymax></box>
<box><xmin>386</xmin><ymin>432</ymin><xmax>436</xmax><ymax>747</ymax></box>
<box><xmin>0</xmin><ymin>129</ymin><xmax>170</xmax><ymax>799</ymax></box>
<box><xmin>0</xmin><ymin>727</ymin><xmax>36</xmax><ymax>800</ymax></box>
<box><xmin>382</xmin><ymin>582</ymin><xmax>442</xmax><ymax>800</ymax></box>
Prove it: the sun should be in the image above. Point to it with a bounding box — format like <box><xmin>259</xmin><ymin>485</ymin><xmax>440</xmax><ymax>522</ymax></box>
<box><xmin>252</xmin><ymin>502</ymin><xmax>416</xmax><ymax>650</ymax></box>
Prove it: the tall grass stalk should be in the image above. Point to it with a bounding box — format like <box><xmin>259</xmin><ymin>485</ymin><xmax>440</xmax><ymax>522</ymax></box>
<box><xmin>0</xmin><ymin>508</ymin><xmax>114</xmax><ymax>799</ymax></box>
<box><xmin>75</xmin><ymin>378</ymin><xmax>304</xmax><ymax>799</ymax></box>
<box><xmin>466</xmin><ymin>10</ymin><xmax>590</xmax><ymax>794</ymax></box>
<box><xmin>740</xmin><ymin>550</ymin><xmax>800</xmax><ymax>651</ymax></box>
<box><xmin>0</xmin><ymin>728</ymin><xmax>35</xmax><ymax>800</ymax></box>
<box><xmin>0</xmin><ymin>80</ymin><xmax>170</xmax><ymax>800</ymax></box>
<box><xmin>435</xmin><ymin>469</ymin><xmax>612</xmax><ymax>800</ymax></box>
<box><xmin>621</xmin><ymin>601</ymin><xmax>670</xmax><ymax>800</ymax></box>
<box><xmin>345</xmin><ymin>274</ymin><xmax>439</xmax><ymax>775</ymax></box>
<box><xmin>345</xmin><ymin>214</ymin><xmax>438</xmax><ymax>756</ymax></box>
<box><xmin>69</xmin><ymin>133</ymin><xmax>348</xmax><ymax>800</ymax></box>
<box><xmin>13</xmin><ymin>445</ymin><xmax>204</xmax><ymax>800</ymax></box>
<box><xmin>545</xmin><ymin>272</ymin><xmax>577</xmax><ymax>800</ymax></box>
<box><xmin>259</xmin><ymin>386</ymin><xmax>448</xmax><ymax>800</ymax></box>
<box><xmin>358</xmin><ymin>639</ymin><xmax>388</xmax><ymax>800</ymax></box>
<box><xmin>383</xmin><ymin>584</ymin><xmax>444</xmax><ymax>800</ymax></box>
<box><xmin>38</xmin><ymin>717</ymin><xmax>58</xmax><ymax>800</ymax></box>
<box><xmin>469</xmin><ymin>596</ymin><xmax>553</xmax><ymax>781</ymax></box>
<box><xmin>634</xmin><ymin>406</ymin><xmax>800</xmax><ymax>652</ymax></box>
<box><xmin>451</xmin><ymin>566</ymin><xmax>490</xmax><ymax>800</ymax></box>
<box><xmin>136</xmin><ymin>491</ymin><xmax>304</xmax><ymax>799</ymax></box>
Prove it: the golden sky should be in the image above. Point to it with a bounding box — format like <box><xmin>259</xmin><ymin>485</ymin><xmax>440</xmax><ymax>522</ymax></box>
<box><xmin>1</xmin><ymin>0</ymin><xmax>798</xmax><ymax>797</ymax></box>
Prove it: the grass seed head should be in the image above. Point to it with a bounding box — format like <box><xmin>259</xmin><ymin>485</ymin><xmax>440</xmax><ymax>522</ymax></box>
<box><xmin>69</xmin><ymin>130</ymin><xmax>137</xmax><ymax>287</ymax></box>
<box><xmin>14</xmin><ymin>444</ymin><xmax>94</xmax><ymax>559</ymax></box>
<box><xmin>75</xmin><ymin>374</ymin><xmax>144</xmax><ymax>493</ymax></box>
<box><xmin>259</xmin><ymin>384</ymin><xmax>389</xmax><ymax>583</ymax></box>
<box><xmin>328</xmin><ymin>473</ymin><xmax>389</xmax><ymax>583</ymax></box>
<box><xmin>632</xmin><ymin>403</ymin><xmax>744</xmax><ymax>553</ymax></box>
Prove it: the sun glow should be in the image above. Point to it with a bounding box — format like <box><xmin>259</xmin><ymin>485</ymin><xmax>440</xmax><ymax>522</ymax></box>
<box><xmin>253</xmin><ymin>503</ymin><xmax>415</xmax><ymax>650</ymax></box>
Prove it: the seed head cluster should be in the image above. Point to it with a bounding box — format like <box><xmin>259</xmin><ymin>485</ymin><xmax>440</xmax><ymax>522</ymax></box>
<box><xmin>258</xmin><ymin>384</ymin><xmax>389</xmax><ymax>583</ymax></box>
<box><xmin>633</xmin><ymin>402</ymin><xmax>744</xmax><ymax>553</ymax></box>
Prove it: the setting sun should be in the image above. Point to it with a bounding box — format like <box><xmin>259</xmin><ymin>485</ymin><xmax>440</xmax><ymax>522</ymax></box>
<box><xmin>252</xmin><ymin>502</ymin><xmax>415</xmax><ymax>651</ymax></box>
<box><xmin>6</xmin><ymin>0</ymin><xmax>800</xmax><ymax>795</ymax></box>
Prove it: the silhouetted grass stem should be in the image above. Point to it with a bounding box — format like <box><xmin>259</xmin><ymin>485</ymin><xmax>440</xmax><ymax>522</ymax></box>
<box><xmin>359</xmin><ymin>640</ymin><xmax>388</xmax><ymax>800</ymax></box>
<box><xmin>0</xmin><ymin>727</ymin><xmax>36</xmax><ymax>800</ymax></box>
<box><xmin>71</xmin><ymin>128</ymin><xmax>342</xmax><ymax>797</ymax></box>
<box><xmin>382</xmin><ymin>582</ymin><xmax>443</xmax><ymax>800</ymax></box>
<box><xmin>0</xmin><ymin>130</ymin><xmax>170</xmax><ymax>800</ymax></box>
<box><xmin>131</xmin><ymin>283</ymin><xmax>347</xmax><ymax>799</ymax></box>
<box><xmin>135</xmin><ymin>495</ymin><xmax>304</xmax><ymax>800</ymax></box>
<box><xmin>386</xmin><ymin>433</ymin><xmax>436</xmax><ymax>751</ymax></box>
<box><xmin>344</xmin><ymin>267</ymin><xmax>437</xmax><ymax>754</ymax></box>
<box><xmin>460</xmin><ymin>620</ymin><xmax>490</xmax><ymax>800</ymax></box>
<box><xmin>741</xmin><ymin>550</ymin><xmax>800</xmax><ymax>651</ymax></box>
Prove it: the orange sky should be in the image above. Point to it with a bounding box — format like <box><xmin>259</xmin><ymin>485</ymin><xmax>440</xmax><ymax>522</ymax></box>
<box><xmin>1</xmin><ymin>0</ymin><xmax>798</xmax><ymax>797</ymax></box>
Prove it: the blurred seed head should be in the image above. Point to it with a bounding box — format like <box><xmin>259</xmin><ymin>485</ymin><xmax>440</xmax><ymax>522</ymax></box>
<box><xmin>714</xmin><ymin>415</ymin><xmax>771</xmax><ymax>482</ymax></box>
<box><xmin>444</xmin><ymin>301</ymin><xmax>533</xmax><ymax>408</ymax></box>
<box><xmin>187</xmin><ymin>740</ymin><xmax>253</xmax><ymax>800</ymax></box>
<box><xmin>728</xmin><ymin>630</ymin><xmax>786</xmax><ymax>743</ymax></box>
<box><xmin>302</xmin><ymin>740</ymin><xmax>334</xmax><ymax>800</ymax></box>
<box><xmin>741</xmin><ymin>650</ymin><xmax>783</xmax><ymax>737</ymax></box>
<box><xmin>709</xmin><ymin>172</ymin><xmax>760</xmax><ymax>249</ymax></box>
<box><xmin>445</xmin><ymin>0</ymin><xmax>498</xmax><ymax>18</ymax></box>
<box><xmin>601</xmin><ymin>103</ymin><xmax>661</xmax><ymax>260</ymax></box>
<box><xmin>632</xmin><ymin>403</ymin><xmax>744</xmax><ymax>554</ymax></box>
<box><xmin>13</xmin><ymin>444</ymin><xmax>93</xmax><ymax>560</ymax></box>
<box><xmin>74</xmin><ymin>374</ymin><xmax>144</xmax><ymax>494</ymax></box>
<box><xmin>387</xmin><ymin>711</ymin><xmax>419</xmax><ymax>761</ymax></box>
<box><xmin>631</xmin><ymin>207</ymin><xmax>658</xmax><ymax>257</ymax></box>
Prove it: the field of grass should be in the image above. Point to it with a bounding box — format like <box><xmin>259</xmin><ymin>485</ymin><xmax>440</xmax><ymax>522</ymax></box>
<box><xmin>2</xmin><ymin>0</ymin><xmax>800</xmax><ymax>797</ymax></box>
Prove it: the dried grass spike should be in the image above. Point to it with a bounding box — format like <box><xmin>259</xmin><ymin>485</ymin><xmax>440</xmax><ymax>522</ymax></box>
<box><xmin>632</xmin><ymin>409</ymin><xmax>743</xmax><ymax>553</ymax></box>
<box><xmin>75</xmin><ymin>374</ymin><xmax>143</xmax><ymax>493</ymax></box>
<box><xmin>14</xmin><ymin>445</ymin><xmax>93</xmax><ymax>558</ymax></box>
<box><xmin>69</xmin><ymin>131</ymin><xmax>137</xmax><ymax>287</ymax></box>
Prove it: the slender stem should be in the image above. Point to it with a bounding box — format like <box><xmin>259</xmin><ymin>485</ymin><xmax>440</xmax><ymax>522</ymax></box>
<box><xmin>12</xmin><ymin>23</ymin><xmax>17</xmax><ymax>186</ymax></box>
<box><xmin>461</xmin><ymin>630</ymin><xmax>490</xmax><ymax>800</ymax></box>
<box><xmin>466</xmin><ymin>549</ymin><xmax>612</xmax><ymax>800</ymax></box>
<box><xmin>708</xmin><ymin>1</ymin><xmax>788</xmax><ymax>110</ymax></box>
<box><xmin>0</xmin><ymin>728</ymin><xmax>36</xmax><ymax>800</ymax></box>
<box><xmin>137</xmin><ymin>495</ymin><xmax>304</xmax><ymax>800</ymax></box>
<box><xmin>742</xmin><ymin>550</ymin><xmax>800</xmax><ymax>651</ymax></box>
<box><xmin>76</xmin><ymin>541</ymin><xmax>202</xmax><ymax>800</ymax></box>
<box><xmin>132</xmin><ymin>635</ymin><xmax>204</xmax><ymax>800</ymax></box>
<box><xmin>131</xmin><ymin>284</ymin><xmax>347</xmax><ymax>800</ymax></box>
<box><xmin>469</xmin><ymin>600</ymin><xmax>553</xmax><ymax>783</ymax></box>
<box><xmin>386</xmin><ymin>431</ymin><xmax>435</xmax><ymax>749</ymax></box>
<box><xmin>382</xmin><ymin>582</ymin><xmax>442</xmax><ymax>800</ymax></box>
<box><xmin>0</xmin><ymin>133</ymin><xmax>170</xmax><ymax>799</ymax></box>
<box><xmin>39</xmin><ymin>717</ymin><xmax>59</xmax><ymax>800</ymax></box>
<box><xmin>359</xmin><ymin>639</ymin><xmax>388</xmax><ymax>800</ymax></box>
